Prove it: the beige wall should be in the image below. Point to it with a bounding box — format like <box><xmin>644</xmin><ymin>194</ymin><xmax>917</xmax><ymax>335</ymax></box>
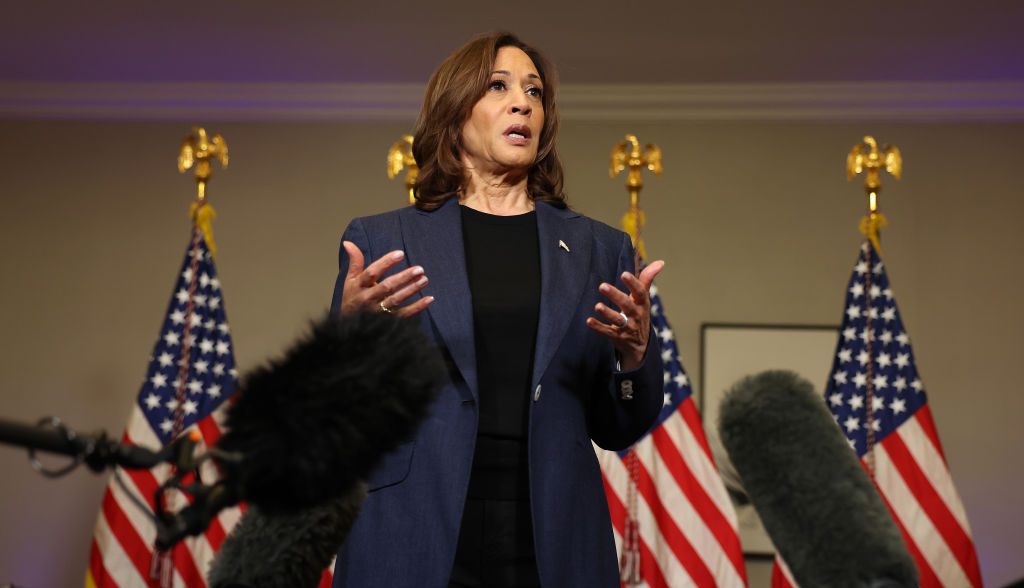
<box><xmin>0</xmin><ymin>118</ymin><xmax>1020</xmax><ymax>586</ymax></box>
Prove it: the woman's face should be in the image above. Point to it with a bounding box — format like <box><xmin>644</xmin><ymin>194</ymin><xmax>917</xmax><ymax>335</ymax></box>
<box><xmin>460</xmin><ymin>46</ymin><xmax>545</xmax><ymax>176</ymax></box>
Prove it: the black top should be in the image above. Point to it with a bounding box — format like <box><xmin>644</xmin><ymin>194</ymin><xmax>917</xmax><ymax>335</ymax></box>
<box><xmin>460</xmin><ymin>205</ymin><xmax>540</xmax><ymax>500</ymax></box>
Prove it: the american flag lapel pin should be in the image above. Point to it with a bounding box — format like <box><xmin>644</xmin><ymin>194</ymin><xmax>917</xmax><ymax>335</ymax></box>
<box><xmin>558</xmin><ymin>240</ymin><xmax>570</xmax><ymax>252</ymax></box>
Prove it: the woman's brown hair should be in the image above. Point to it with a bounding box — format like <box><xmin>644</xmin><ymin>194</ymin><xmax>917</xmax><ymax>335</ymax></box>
<box><xmin>412</xmin><ymin>32</ymin><xmax>566</xmax><ymax>210</ymax></box>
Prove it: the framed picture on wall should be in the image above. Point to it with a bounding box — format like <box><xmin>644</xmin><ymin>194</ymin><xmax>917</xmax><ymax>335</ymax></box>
<box><xmin>700</xmin><ymin>323</ymin><xmax>839</xmax><ymax>556</ymax></box>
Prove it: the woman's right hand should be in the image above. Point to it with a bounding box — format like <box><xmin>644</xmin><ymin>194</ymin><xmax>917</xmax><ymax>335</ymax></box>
<box><xmin>339</xmin><ymin>241</ymin><xmax>434</xmax><ymax>318</ymax></box>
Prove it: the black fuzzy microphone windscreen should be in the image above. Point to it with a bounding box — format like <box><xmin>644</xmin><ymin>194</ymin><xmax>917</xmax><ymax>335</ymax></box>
<box><xmin>207</xmin><ymin>483</ymin><xmax>367</xmax><ymax>588</ymax></box>
<box><xmin>215</xmin><ymin>311</ymin><xmax>443</xmax><ymax>513</ymax></box>
<box><xmin>718</xmin><ymin>370</ymin><xmax>918</xmax><ymax>588</ymax></box>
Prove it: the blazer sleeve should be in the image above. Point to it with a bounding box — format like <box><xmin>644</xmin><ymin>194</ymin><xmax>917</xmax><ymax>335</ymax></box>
<box><xmin>588</xmin><ymin>232</ymin><xmax>665</xmax><ymax>451</ymax></box>
<box><xmin>329</xmin><ymin>218</ymin><xmax>371</xmax><ymax>314</ymax></box>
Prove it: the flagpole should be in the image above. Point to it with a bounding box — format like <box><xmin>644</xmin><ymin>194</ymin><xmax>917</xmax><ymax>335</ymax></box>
<box><xmin>846</xmin><ymin>135</ymin><xmax>902</xmax><ymax>476</ymax></box>
<box><xmin>151</xmin><ymin>126</ymin><xmax>231</xmax><ymax>586</ymax></box>
<box><xmin>609</xmin><ymin>134</ymin><xmax>661</xmax><ymax>586</ymax></box>
<box><xmin>387</xmin><ymin>134</ymin><xmax>418</xmax><ymax>205</ymax></box>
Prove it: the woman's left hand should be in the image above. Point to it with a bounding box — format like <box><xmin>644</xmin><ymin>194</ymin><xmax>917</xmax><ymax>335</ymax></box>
<box><xmin>586</xmin><ymin>260</ymin><xmax>666</xmax><ymax>371</ymax></box>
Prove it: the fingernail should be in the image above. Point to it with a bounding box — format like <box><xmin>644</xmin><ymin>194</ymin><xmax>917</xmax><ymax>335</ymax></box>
<box><xmin>412</xmin><ymin>265</ymin><xmax>424</xmax><ymax>276</ymax></box>
<box><xmin>417</xmin><ymin>277</ymin><xmax>428</xmax><ymax>286</ymax></box>
<box><xmin>598</xmin><ymin>283</ymin><xmax>609</xmax><ymax>292</ymax></box>
<box><xmin>425</xmin><ymin>296</ymin><xmax>435</xmax><ymax>303</ymax></box>
<box><xmin>391</xmin><ymin>251</ymin><xmax>405</xmax><ymax>260</ymax></box>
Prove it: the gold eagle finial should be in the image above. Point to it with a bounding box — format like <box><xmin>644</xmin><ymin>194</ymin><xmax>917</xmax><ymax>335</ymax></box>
<box><xmin>387</xmin><ymin>135</ymin><xmax>418</xmax><ymax>205</ymax></box>
<box><xmin>847</xmin><ymin>135</ymin><xmax>901</xmax><ymax>192</ymax></box>
<box><xmin>178</xmin><ymin>127</ymin><xmax>229</xmax><ymax>203</ymax></box>
<box><xmin>610</xmin><ymin>134</ymin><xmax>662</xmax><ymax>182</ymax></box>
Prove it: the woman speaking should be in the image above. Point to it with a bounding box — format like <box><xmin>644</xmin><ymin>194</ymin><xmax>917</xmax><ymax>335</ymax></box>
<box><xmin>329</xmin><ymin>32</ymin><xmax>665</xmax><ymax>588</ymax></box>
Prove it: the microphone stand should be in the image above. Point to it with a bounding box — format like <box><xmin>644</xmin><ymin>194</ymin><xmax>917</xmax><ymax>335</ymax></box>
<box><xmin>0</xmin><ymin>416</ymin><xmax>175</xmax><ymax>474</ymax></box>
<box><xmin>0</xmin><ymin>415</ymin><xmax>240</xmax><ymax>549</ymax></box>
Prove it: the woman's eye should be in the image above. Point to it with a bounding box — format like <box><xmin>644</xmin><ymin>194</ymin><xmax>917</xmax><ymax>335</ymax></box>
<box><xmin>488</xmin><ymin>80</ymin><xmax>506</xmax><ymax>91</ymax></box>
<box><xmin>527</xmin><ymin>87</ymin><xmax>543</xmax><ymax>98</ymax></box>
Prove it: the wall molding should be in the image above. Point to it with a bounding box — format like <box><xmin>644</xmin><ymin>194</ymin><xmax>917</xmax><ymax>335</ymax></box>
<box><xmin>2</xmin><ymin>81</ymin><xmax>1023</xmax><ymax>122</ymax></box>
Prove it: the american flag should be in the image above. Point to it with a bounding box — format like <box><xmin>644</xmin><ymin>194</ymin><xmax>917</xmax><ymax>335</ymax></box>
<box><xmin>773</xmin><ymin>242</ymin><xmax>983</xmax><ymax>588</ymax></box>
<box><xmin>598</xmin><ymin>283</ymin><xmax>748</xmax><ymax>588</ymax></box>
<box><xmin>85</xmin><ymin>228</ymin><xmax>241</xmax><ymax>587</ymax></box>
<box><xmin>85</xmin><ymin>226</ymin><xmax>336</xmax><ymax>588</ymax></box>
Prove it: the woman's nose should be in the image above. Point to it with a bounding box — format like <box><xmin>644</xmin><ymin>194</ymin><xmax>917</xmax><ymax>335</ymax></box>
<box><xmin>509</xmin><ymin>92</ymin><xmax>532</xmax><ymax>116</ymax></box>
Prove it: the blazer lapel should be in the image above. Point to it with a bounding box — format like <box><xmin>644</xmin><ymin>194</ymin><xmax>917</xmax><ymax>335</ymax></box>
<box><xmin>532</xmin><ymin>202</ymin><xmax>592</xmax><ymax>387</ymax></box>
<box><xmin>400</xmin><ymin>199</ymin><xmax>477</xmax><ymax>403</ymax></box>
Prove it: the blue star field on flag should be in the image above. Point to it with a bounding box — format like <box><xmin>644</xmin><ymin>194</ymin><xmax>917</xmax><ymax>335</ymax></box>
<box><xmin>136</xmin><ymin>234</ymin><xmax>238</xmax><ymax>445</ymax></box>
<box><xmin>618</xmin><ymin>283</ymin><xmax>692</xmax><ymax>457</ymax></box>
<box><xmin>825</xmin><ymin>242</ymin><xmax>928</xmax><ymax>457</ymax></box>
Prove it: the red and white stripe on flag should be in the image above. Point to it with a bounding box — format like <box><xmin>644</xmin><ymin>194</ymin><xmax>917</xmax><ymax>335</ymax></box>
<box><xmin>597</xmin><ymin>284</ymin><xmax>747</xmax><ymax>588</ymax></box>
<box><xmin>874</xmin><ymin>406</ymin><xmax>981</xmax><ymax>587</ymax></box>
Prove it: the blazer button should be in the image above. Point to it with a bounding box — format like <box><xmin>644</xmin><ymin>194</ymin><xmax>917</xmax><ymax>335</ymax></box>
<box><xmin>534</xmin><ymin>384</ymin><xmax>542</xmax><ymax>401</ymax></box>
<box><xmin>620</xmin><ymin>380</ymin><xmax>634</xmax><ymax>400</ymax></box>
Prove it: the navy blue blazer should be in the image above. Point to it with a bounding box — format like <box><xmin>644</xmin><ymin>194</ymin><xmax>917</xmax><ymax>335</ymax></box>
<box><xmin>329</xmin><ymin>198</ymin><xmax>663</xmax><ymax>587</ymax></box>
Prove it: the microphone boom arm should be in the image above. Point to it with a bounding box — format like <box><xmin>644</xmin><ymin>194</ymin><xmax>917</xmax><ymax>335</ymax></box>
<box><xmin>0</xmin><ymin>415</ymin><xmax>240</xmax><ymax>549</ymax></box>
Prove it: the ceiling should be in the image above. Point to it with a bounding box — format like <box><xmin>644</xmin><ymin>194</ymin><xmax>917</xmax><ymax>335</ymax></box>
<box><xmin>4</xmin><ymin>0</ymin><xmax>1024</xmax><ymax>85</ymax></box>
